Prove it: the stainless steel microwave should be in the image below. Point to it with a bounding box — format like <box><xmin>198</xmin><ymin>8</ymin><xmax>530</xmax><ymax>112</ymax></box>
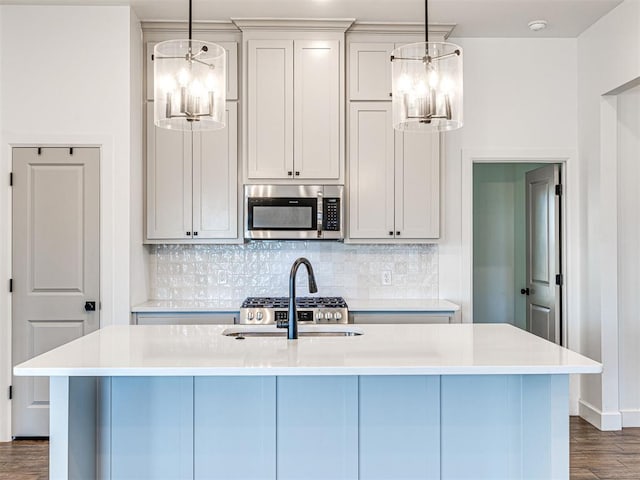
<box><xmin>244</xmin><ymin>185</ymin><xmax>344</xmax><ymax>240</ymax></box>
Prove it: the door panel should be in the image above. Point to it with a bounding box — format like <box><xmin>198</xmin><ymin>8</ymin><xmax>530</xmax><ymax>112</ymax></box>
<box><xmin>247</xmin><ymin>40</ymin><xmax>294</xmax><ymax>179</ymax></box>
<box><xmin>146</xmin><ymin>103</ymin><xmax>192</xmax><ymax>239</ymax></box>
<box><xmin>525</xmin><ymin>165</ymin><xmax>561</xmax><ymax>344</ymax></box>
<box><xmin>348</xmin><ymin>102</ymin><xmax>395</xmax><ymax>239</ymax></box>
<box><xmin>294</xmin><ymin>40</ymin><xmax>340</xmax><ymax>179</ymax></box>
<box><xmin>12</xmin><ymin>147</ymin><xmax>100</xmax><ymax>437</ymax></box>
<box><xmin>192</xmin><ymin>102</ymin><xmax>238</xmax><ymax>239</ymax></box>
<box><xmin>395</xmin><ymin>131</ymin><xmax>440</xmax><ymax>239</ymax></box>
<box><xmin>348</xmin><ymin>42</ymin><xmax>394</xmax><ymax>100</ymax></box>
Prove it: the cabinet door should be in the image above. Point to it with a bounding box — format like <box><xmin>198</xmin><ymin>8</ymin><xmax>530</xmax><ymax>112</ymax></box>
<box><xmin>294</xmin><ymin>40</ymin><xmax>341</xmax><ymax>180</ymax></box>
<box><xmin>247</xmin><ymin>40</ymin><xmax>294</xmax><ymax>179</ymax></box>
<box><xmin>192</xmin><ymin>102</ymin><xmax>238</xmax><ymax>239</ymax></box>
<box><xmin>348</xmin><ymin>102</ymin><xmax>395</xmax><ymax>239</ymax></box>
<box><xmin>349</xmin><ymin>42</ymin><xmax>394</xmax><ymax>100</ymax></box>
<box><xmin>395</xmin><ymin>131</ymin><xmax>440</xmax><ymax>239</ymax></box>
<box><xmin>146</xmin><ymin>103</ymin><xmax>192</xmax><ymax>240</ymax></box>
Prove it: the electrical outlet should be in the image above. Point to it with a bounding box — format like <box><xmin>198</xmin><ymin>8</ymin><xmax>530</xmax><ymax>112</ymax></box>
<box><xmin>382</xmin><ymin>270</ymin><xmax>392</xmax><ymax>286</ymax></box>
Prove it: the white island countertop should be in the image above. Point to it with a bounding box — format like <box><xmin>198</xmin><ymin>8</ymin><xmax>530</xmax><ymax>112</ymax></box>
<box><xmin>14</xmin><ymin>324</ymin><xmax>601</xmax><ymax>377</ymax></box>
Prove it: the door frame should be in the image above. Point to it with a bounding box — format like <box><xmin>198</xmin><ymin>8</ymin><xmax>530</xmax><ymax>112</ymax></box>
<box><xmin>461</xmin><ymin>148</ymin><xmax>579</xmax><ymax>406</ymax></box>
<box><xmin>0</xmin><ymin>134</ymin><xmax>121</xmax><ymax>441</ymax></box>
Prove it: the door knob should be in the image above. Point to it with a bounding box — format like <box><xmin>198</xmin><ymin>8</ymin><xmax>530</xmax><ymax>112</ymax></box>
<box><xmin>84</xmin><ymin>301</ymin><xmax>97</xmax><ymax>312</ymax></box>
<box><xmin>520</xmin><ymin>288</ymin><xmax>530</xmax><ymax>295</ymax></box>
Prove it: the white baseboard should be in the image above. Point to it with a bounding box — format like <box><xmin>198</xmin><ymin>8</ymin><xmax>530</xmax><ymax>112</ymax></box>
<box><xmin>579</xmin><ymin>399</ymin><xmax>622</xmax><ymax>431</ymax></box>
<box><xmin>620</xmin><ymin>409</ymin><xmax>640</xmax><ymax>427</ymax></box>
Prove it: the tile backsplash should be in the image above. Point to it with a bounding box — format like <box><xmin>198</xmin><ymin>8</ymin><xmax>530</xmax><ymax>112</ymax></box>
<box><xmin>149</xmin><ymin>242</ymin><xmax>438</xmax><ymax>303</ymax></box>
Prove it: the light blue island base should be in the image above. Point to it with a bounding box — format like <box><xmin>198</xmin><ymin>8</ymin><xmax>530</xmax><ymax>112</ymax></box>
<box><xmin>51</xmin><ymin>374</ymin><xmax>568</xmax><ymax>480</ymax></box>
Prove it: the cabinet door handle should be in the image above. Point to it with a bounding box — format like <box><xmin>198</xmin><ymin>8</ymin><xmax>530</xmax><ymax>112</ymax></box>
<box><xmin>389</xmin><ymin>231</ymin><xmax>394</xmax><ymax>236</ymax></box>
<box><xmin>193</xmin><ymin>231</ymin><xmax>198</xmax><ymax>236</ymax></box>
<box><xmin>186</xmin><ymin>231</ymin><xmax>191</xmax><ymax>236</ymax></box>
<box><xmin>287</xmin><ymin>171</ymin><xmax>293</xmax><ymax>176</ymax></box>
<box><xmin>295</xmin><ymin>171</ymin><xmax>300</xmax><ymax>176</ymax></box>
<box><xmin>396</xmin><ymin>231</ymin><xmax>401</xmax><ymax>236</ymax></box>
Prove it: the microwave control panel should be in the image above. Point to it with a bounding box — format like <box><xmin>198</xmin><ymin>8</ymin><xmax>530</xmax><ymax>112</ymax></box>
<box><xmin>323</xmin><ymin>198</ymin><xmax>341</xmax><ymax>231</ymax></box>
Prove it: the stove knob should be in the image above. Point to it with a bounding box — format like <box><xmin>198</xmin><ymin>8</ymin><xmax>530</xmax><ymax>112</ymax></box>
<box><xmin>316</xmin><ymin>312</ymin><xmax>324</xmax><ymax>321</ymax></box>
<box><xmin>325</xmin><ymin>312</ymin><xmax>333</xmax><ymax>321</ymax></box>
<box><xmin>334</xmin><ymin>312</ymin><xmax>343</xmax><ymax>321</ymax></box>
<box><xmin>247</xmin><ymin>312</ymin><xmax>254</xmax><ymax>321</ymax></box>
<box><xmin>256</xmin><ymin>311</ymin><xmax>263</xmax><ymax>322</ymax></box>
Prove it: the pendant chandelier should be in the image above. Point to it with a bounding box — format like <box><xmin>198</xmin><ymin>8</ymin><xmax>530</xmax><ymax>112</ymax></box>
<box><xmin>391</xmin><ymin>0</ymin><xmax>463</xmax><ymax>132</ymax></box>
<box><xmin>154</xmin><ymin>0</ymin><xmax>226</xmax><ymax>131</ymax></box>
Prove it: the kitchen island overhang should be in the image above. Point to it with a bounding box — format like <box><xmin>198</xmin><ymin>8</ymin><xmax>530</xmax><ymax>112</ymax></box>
<box><xmin>15</xmin><ymin>323</ymin><xmax>601</xmax><ymax>480</ymax></box>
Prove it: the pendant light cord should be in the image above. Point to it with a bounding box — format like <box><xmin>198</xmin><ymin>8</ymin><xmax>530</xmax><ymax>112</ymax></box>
<box><xmin>424</xmin><ymin>0</ymin><xmax>429</xmax><ymax>43</ymax></box>
<box><xmin>188</xmin><ymin>0</ymin><xmax>192</xmax><ymax>40</ymax></box>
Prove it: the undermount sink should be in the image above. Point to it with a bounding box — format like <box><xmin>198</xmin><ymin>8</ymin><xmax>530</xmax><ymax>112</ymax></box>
<box><xmin>222</xmin><ymin>326</ymin><xmax>363</xmax><ymax>339</ymax></box>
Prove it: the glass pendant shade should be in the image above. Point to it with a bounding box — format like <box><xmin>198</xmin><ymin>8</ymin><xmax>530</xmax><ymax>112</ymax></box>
<box><xmin>391</xmin><ymin>42</ymin><xmax>463</xmax><ymax>132</ymax></box>
<box><xmin>154</xmin><ymin>39</ymin><xmax>226</xmax><ymax>131</ymax></box>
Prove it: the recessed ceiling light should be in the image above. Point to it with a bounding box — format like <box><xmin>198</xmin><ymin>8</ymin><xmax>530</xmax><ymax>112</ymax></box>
<box><xmin>528</xmin><ymin>20</ymin><xmax>548</xmax><ymax>32</ymax></box>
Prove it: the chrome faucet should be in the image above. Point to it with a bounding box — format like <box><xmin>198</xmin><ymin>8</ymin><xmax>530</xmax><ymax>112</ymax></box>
<box><xmin>285</xmin><ymin>257</ymin><xmax>318</xmax><ymax>340</ymax></box>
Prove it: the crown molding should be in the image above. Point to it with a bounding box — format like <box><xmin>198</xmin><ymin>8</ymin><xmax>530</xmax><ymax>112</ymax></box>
<box><xmin>347</xmin><ymin>22</ymin><xmax>456</xmax><ymax>38</ymax></box>
<box><xmin>231</xmin><ymin>18</ymin><xmax>356</xmax><ymax>32</ymax></box>
<box><xmin>142</xmin><ymin>21</ymin><xmax>240</xmax><ymax>34</ymax></box>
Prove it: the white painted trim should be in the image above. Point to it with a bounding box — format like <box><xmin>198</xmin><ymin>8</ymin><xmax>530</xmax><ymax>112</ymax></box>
<box><xmin>0</xmin><ymin>133</ymin><xmax>127</xmax><ymax>441</ymax></box>
<box><xmin>232</xmin><ymin>18</ymin><xmax>355</xmax><ymax>32</ymax></box>
<box><xmin>621</xmin><ymin>409</ymin><xmax>640</xmax><ymax>428</ymax></box>
<box><xmin>599</xmin><ymin>95</ymin><xmax>621</xmax><ymax>426</ymax></box>
<box><xmin>579</xmin><ymin>398</ymin><xmax>622</xmax><ymax>431</ymax></box>
<box><xmin>460</xmin><ymin>148</ymin><xmax>581</xmax><ymax>412</ymax></box>
<box><xmin>347</xmin><ymin>22</ymin><xmax>455</xmax><ymax>37</ymax></box>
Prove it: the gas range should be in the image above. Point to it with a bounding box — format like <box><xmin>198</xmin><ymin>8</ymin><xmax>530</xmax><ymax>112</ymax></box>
<box><xmin>239</xmin><ymin>296</ymin><xmax>349</xmax><ymax>325</ymax></box>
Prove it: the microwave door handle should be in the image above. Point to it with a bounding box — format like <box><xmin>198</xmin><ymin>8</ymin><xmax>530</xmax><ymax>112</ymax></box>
<box><xmin>317</xmin><ymin>192</ymin><xmax>323</xmax><ymax>238</ymax></box>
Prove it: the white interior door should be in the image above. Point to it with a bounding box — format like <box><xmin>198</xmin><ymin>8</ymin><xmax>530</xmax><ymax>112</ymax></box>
<box><xmin>12</xmin><ymin>147</ymin><xmax>100</xmax><ymax>437</ymax></box>
<box><xmin>525</xmin><ymin>164</ymin><xmax>561</xmax><ymax>344</ymax></box>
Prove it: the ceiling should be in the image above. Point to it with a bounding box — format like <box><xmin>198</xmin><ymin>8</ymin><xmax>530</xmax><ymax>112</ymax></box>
<box><xmin>0</xmin><ymin>0</ymin><xmax>624</xmax><ymax>37</ymax></box>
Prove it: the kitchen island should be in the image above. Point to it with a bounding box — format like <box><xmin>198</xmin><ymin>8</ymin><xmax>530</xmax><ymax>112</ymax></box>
<box><xmin>14</xmin><ymin>323</ymin><xmax>601</xmax><ymax>480</ymax></box>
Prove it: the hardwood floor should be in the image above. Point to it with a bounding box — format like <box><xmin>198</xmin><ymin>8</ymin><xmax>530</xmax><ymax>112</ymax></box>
<box><xmin>0</xmin><ymin>417</ymin><xmax>637</xmax><ymax>479</ymax></box>
<box><xmin>0</xmin><ymin>439</ymin><xmax>48</xmax><ymax>480</ymax></box>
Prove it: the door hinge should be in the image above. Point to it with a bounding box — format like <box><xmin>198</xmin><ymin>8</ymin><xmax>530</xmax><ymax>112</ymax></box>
<box><xmin>9</xmin><ymin>278</ymin><xmax>12</xmax><ymax>293</ymax></box>
<box><xmin>555</xmin><ymin>274</ymin><xmax>563</xmax><ymax>286</ymax></box>
<box><xmin>8</xmin><ymin>385</ymin><xmax>12</xmax><ymax>400</ymax></box>
<box><xmin>9</xmin><ymin>172</ymin><xmax>13</xmax><ymax>186</ymax></box>
<box><xmin>555</xmin><ymin>184</ymin><xmax>563</xmax><ymax>196</ymax></box>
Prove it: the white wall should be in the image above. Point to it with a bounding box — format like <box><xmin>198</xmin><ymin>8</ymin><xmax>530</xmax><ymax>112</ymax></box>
<box><xmin>577</xmin><ymin>0</ymin><xmax>640</xmax><ymax>430</ymax></box>
<box><xmin>617</xmin><ymin>85</ymin><xmax>640</xmax><ymax>426</ymax></box>
<box><xmin>0</xmin><ymin>4</ymin><xmax>140</xmax><ymax>441</ymax></box>
<box><xmin>440</xmin><ymin>37</ymin><xmax>578</xmax><ymax>318</ymax></box>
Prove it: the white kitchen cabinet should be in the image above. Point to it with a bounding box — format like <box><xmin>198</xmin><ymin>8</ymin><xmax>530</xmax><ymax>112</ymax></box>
<box><xmin>246</xmin><ymin>39</ymin><xmax>342</xmax><ymax>182</ymax></box>
<box><xmin>146</xmin><ymin>102</ymin><xmax>238</xmax><ymax>242</ymax></box>
<box><xmin>133</xmin><ymin>312</ymin><xmax>237</xmax><ymax>325</ymax></box>
<box><xmin>145</xmin><ymin>40</ymin><xmax>238</xmax><ymax>101</ymax></box>
<box><xmin>348</xmin><ymin>102</ymin><xmax>440</xmax><ymax>240</ymax></box>
<box><xmin>348</xmin><ymin>42</ymin><xmax>394</xmax><ymax>100</ymax></box>
<box><xmin>351</xmin><ymin>312</ymin><xmax>451</xmax><ymax>324</ymax></box>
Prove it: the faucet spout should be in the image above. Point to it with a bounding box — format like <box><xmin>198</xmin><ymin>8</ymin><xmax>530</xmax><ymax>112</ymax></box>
<box><xmin>287</xmin><ymin>257</ymin><xmax>317</xmax><ymax>340</ymax></box>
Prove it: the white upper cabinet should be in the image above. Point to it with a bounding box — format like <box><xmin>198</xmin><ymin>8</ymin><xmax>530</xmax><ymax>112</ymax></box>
<box><xmin>246</xmin><ymin>40</ymin><xmax>294</xmax><ymax>179</ymax></box>
<box><xmin>146</xmin><ymin>102</ymin><xmax>192</xmax><ymax>240</ymax></box>
<box><xmin>294</xmin><ymin>40</ymin><xmax>341</xmax><ymax>180</ymax></box>
<box><xmin>348</xmin><ymin>103</ymin><xmax>440</xmax><ymax>241</ymax></box>
<box><xmin>348</xmin><ymin>42</ymin><xmax>394</xmax><ymax>101</ymax></box>
<box><xmin>146</xmin><ymin>103</ymin><xmax>238</xmax><ymax>242</ymax></box>
<box><xmin>193</xmin><ymin>103</ymin><xmax>238</xmax><ymax>239</ymax></box>
<box><xmin>394</xmin><ymin>130</ymin><xmax>440</xmax><ymax>239</ymax></box>
<box><xmin>245</xmin><ymin>36</ymin><xmax>344</xmax><ymax>183</ymax></box>
<box><xmin>349</xmin><ymin>102</ymin><xmax>395</xmax><ymax>239</ymax></box>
